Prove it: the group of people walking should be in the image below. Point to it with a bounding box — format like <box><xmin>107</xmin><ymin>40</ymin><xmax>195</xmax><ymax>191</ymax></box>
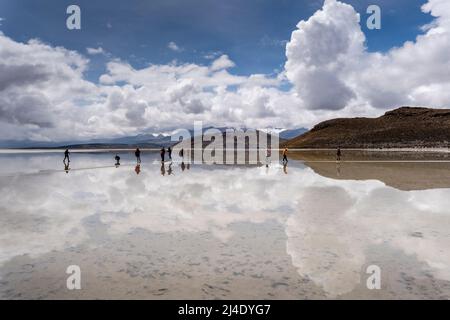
<box><xmin>135</xmin><ymin>147</ymin><xmax>184</xmax><ymax>176</ymax></box>
<box><xmin>134</xmin><ymin>147</ymin><xmax>173</xmax><ymax>164</ymax></box>
<box><xmin>62</xmin><ymin>146</ymin><xmax>343</xmax><ymax>174</ymax></box>
<box><xmin>62</xmin><ymin>147</ymin><xmax>295</xmax><ymax>169</ymax></box>
<box><xmin>124</xmin><ymin>147</ymin><xmax>177</xmax><ymax>176</ymax></box>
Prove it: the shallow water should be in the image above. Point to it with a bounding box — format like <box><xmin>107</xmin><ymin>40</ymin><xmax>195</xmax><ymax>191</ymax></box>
<box><xmin>0</xmin><ymin>150</ymin><xmax>449</xmax><ymax>299</ymax></box>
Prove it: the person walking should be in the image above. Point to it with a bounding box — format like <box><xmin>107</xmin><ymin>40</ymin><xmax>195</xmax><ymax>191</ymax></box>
<box><xmin>282</xmin><ymin>148</ymin><xmax>288</xmax><ymax>164</ymax></box>
<box><xmin>115</xmin><ymin>154</ymin><xmax>121</xmax><ymax>167</ymax></box>
<box><xmin>63</xmin><ymin>149</ymin><xmax>70</xmax><ymax>163</ymax></box>
<box><xmin>160</xmin><ymin>147</ymin><xmax>166</xmax><ymax>162</ymax></box>
<box><xmin>336</xmin><ymin>147</ymin><xmax>342</xmax><ymax>162</ymax></box>
<box><xmin>135</xmin><ymin>148</ymin><xmax>141</xmax><ymax>164</ymax></box>
<box><xmin>168</xmin><ymin>146</ymin><xmax>172</xmax><ymax>160</ymax></box>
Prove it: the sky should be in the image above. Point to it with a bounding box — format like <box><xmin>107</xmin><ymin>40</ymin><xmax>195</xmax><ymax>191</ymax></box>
<box><xmin>0</xmin><ymin>0</ymin><xmax>449</xmax><ymax>142</ymax></box>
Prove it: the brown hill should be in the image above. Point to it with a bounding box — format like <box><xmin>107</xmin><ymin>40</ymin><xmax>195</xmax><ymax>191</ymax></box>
<box><xmin>283</xmin><ymin>107</ymin><xmax>450</xmax><ymax>149</ymax></box>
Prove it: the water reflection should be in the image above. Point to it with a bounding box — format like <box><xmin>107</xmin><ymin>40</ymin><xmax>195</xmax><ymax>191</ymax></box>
<box><xmin>283</xmin><ymin>163</ymin><xmax>288</xmax><ymax>175</ymax></box>
<box><xmin>0</xmin><ymin>151</ymin><xmax>449</xmax><ymax>299</ymax></box>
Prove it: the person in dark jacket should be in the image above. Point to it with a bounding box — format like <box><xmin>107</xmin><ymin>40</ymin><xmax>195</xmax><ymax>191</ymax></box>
<box><xmin>63</xmin><ymin>149</ymin><xmax>70</xmax><ymax>163</ymax></box>
<box><xmin>135</xmin><ymin>148</ymin><xmax>141</xmax><ymax>164</ymax></box>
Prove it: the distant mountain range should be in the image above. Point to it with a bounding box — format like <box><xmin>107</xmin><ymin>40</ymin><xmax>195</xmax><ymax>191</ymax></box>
<box><xmin>0</xmin><ymin>133</ymin><xmax>174</xmax><ymax>149</ymax></box>
<box><xmin>283</xmin><ymin>107</ymin><xmax>450</xmax><ymax>149</ymax></box>
<box><xmin>6</xmin><ymin>105</ymin><xmax>450</xmax><ymax>150</ymax></box>
<box><xmin>0</xmin><ymin>127</ymin><xmax>307</xmax><ymax>149</ymax></box>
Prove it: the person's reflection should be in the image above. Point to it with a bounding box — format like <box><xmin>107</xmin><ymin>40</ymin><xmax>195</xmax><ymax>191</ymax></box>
<box><xmin>168</xmin><ymin>162</ymin><xmax>173</xmax><ymax>175</ymax></box>
<box><xmin>135</xmin><ymin>164</ymin><xmax>141</xmax><ymax>175</ymax></box>
<box><xmin>283</xmin><ymin>163</ymin><xmax>288</xmax><ymax>175</ymax></box>
<box><xmin>64</xmin><ymin>162</ymin><xmax>70</xmax><ymax>174</ymax></box>
<box><xmin>181</xmin><ymin>161</ymin><xmax>186</xmax><ymax>172</ymax></box>
<box><xmin>336</xmin><ymin>162</ymin><xmax>341</xmax><ymax>176</ymax></box>
<box><xmin>265</xmin><ymin>148</ymin><xmax>271</xmax><ymax>168</ymax></box>
<box><xmin>160</xmin><ymin>162</ymin><xmax>166</xmax><ymax>176</ymax></box>
<box><xmin>186</xmin><ymin>163</ymin><xmax>190</xmax><ymax>170</ymax></box>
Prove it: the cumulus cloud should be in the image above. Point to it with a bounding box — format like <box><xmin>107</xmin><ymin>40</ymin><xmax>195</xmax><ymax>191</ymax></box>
<box><xmin>0</xmin><ymin>31</ymin><xmax>291</xmax><ymax>141</ymax></box>
<box><xmin>210</xmin><ymin>54</ymin><xmax>235</xmax><ymax>71</ymax></box>
<box><xmin>0</xmin><ymin>33</ymin><xmax>100</xmax><ymax>140</ymax></box>
<box><xmin>1</xmin><ymin>0</ymin><xmax>450</xmax><ymax>142</ymax></box>
<box><xmin>359</xmin><ymin>0</ymin><xmax>450</xmax><ymax>109</ymax></box>
<box><xmin>285</xmin><ymin>0</ymin><xmax>450</xmax><ymax>110</ymax></box>
<box><xmin>167</xmin><ymin>41</ymin><xmax>183</xmax><ymax>52</ymax></box>
<box><xmin>86</xmin><ymin>47</ymin><xmax>106</xmax><ymax>55</ymax></box>
<box><xmin>285</xmin><ymin>0</ymin><xmax>364</xmax><ymax>110</ymax></box>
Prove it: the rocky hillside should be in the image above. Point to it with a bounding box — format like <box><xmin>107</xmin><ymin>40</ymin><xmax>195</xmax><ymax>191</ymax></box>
<box><xmin>283</xmin><ymin>107</ymin><xmax>450</xmax><ymax>148</ymax></box>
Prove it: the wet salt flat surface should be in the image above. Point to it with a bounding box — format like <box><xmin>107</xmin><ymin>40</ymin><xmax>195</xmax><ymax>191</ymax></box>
<box><xmin>0</xmin><ymin>151</ymin><xmax>449</xmax><ymax>299</ymax></box>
